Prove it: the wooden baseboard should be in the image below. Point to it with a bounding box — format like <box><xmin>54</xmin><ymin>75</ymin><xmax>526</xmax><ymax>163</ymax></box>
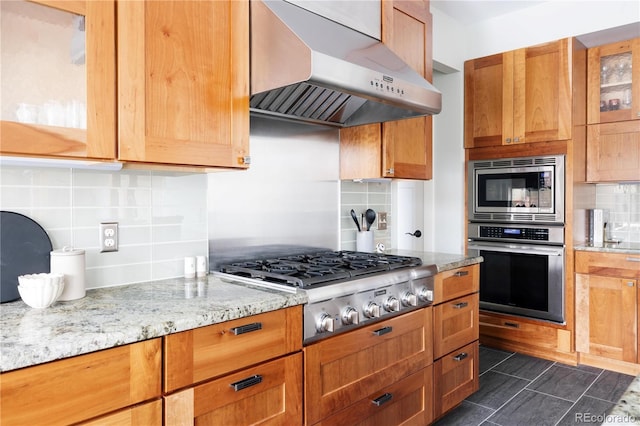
<box><xmin>578</xmin><ymin>353</ymin><xmax>640</xmax><ymax>376</ymax></box>
<box><xmin>480</xmin><ymin>335</ymin><xmax>578</xmax><ymax>366</ymax></box>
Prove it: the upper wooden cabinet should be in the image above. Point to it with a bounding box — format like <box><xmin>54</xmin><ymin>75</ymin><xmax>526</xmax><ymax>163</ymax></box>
<box><xmin>0</xmin><ymin>0</ymin><xmax>116</xmax><ymax>160</ymax></box>
<box><xmin>117</xmin><ymin>0</ymin><xmax>250</xmax><ymax>168</ymax></box>
<box><xmin>464</xmin><ymin>38</ymin><xmax>572</xmax><ymax>148</ymax></box>
<box><xmin>586</xmin><ymin>120</ymin><xmax>640</xmax><ymax>182</ymax></box>
<box><xmin>340</xmin><ymin>0</ymin><xmax>433</xmax><ymax>180</ymax></box>
<box><xmin>587</xmin><ymin>37</ymin><xmax>640</xmax><ymax>124</ymax></box>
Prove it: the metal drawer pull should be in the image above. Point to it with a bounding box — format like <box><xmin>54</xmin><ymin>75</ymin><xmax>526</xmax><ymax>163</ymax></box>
<box><xmin>231</xmin><ymin>322</ymin><xmax>262</xmax><ymax>335</ymax></box>
<box><xmin>626</xmin><ymin>257</ymin><xmax>640</xmax><ymax>262</ymax></box>
<box><xmin>453</xmin><ymin>352</ymin><xmax>468</xmax><ymax>362</ymax></box>
<box><xmin>454</xmin><ymin>270</ymin><xmax>469</xmax><ymax>277</ymax></box>
<box><xmin>230</xmin><ymin>375</ymin><xmax>263</xmax><ymax>392</ymax></box>
<box><xmin>372</xmin><ymin>393</ymin><xmax>393</xmax><ymax>406</ymax></box>
<box><xmin>453</xmin><ymin>302</ymin><xmax>468</xmax><ymax>309</ymax></box>
<box><xmin>504</xmin><ymin>322</ymin><xmax>520</xmax><ymax>328</ymax></box>
<box><xmin>373</xmin><ymin>326</ymin><xmax>393</xmax><ymax>336</ymax></box>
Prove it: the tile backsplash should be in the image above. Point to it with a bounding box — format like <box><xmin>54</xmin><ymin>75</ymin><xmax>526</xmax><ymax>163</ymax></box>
<box><xmin>340</xmin><ymin>180</ymin><xmax>392</xmax><ymax>251</ymax></box>
<box><xmin>595</xmin><ymin>183</ymin><xmax>640</xmax><ymax>243</ymax></box>
<box><xmin>1</xmin><ymin>166</ymin><xmax>208</xmax><ymax>289</ymax></box>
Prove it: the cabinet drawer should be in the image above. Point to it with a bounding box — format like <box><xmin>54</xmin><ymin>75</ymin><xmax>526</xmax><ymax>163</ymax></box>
<box><xmin>1</xmin><ymin>339</ymin><xmax>161</xmax><ymax>426</ymax></box>
<box><xmin>165</xmin><ymin>352</ymin><xmax>302</xmax><ymax>425</ymax></box>
<box><xmin>304</xmin><ymin>308</ymin><xmax>432</xmax><ymax>425</ymax></box>
<box><xmin>164</xmin><ymin>306</ymin><xmax>302</xmax><ymax>392</ymax></box>
<box><xmin>576</xmin><ymin>251</ymin><xmax>640</xmax><ymax>278</ymax></box>
<box><xmin>434</xmin><ymin>265</ymin><xmax>479</xmax><ymax>304</ymax></box>
<box><xmin>314</xmin><ymin>365</ymin><xmax>433</xmax><ymax>426</ymax></box>
<box><xmin>434</xmin><ymin>341</ymin><xmax>479</xmax><ymax>417</ymax></box>
<box><xmin>80</xmin><ymin>399</ymin><xmax>162</xmax><ymax>426</ymax></box>
<box><xmin>434</xmin><ymin>294</ymin><xmax>479</xmax><ymax>359</ymax></box>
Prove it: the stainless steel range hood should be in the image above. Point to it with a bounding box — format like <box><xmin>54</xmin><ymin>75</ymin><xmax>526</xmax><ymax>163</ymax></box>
<box><xmin>250</xmin><ymin>0</ymin><xmax>442</xmax><ymax>128</ymax></box>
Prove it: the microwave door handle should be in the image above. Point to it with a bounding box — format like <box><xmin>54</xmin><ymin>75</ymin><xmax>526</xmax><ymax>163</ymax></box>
<box><xmin>468</xmin><ymin>243</ymin><xmax>563</xmax><ymax>257</ymax></box>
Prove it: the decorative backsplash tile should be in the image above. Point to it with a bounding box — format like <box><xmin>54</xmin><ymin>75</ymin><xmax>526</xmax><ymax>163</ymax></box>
<box><xmin>340</xmin><ymin>180</ymin><xmax>392</xmax><ymax>251</ymax></box>
<box><xmin>595</xmin><ymin>183</ymin><xmax>640</xmax><ymax>244</ymax></box>
<box><xmin>0</xmin><ymin>166</ymin><xmax>208</xmax><ymax>289</ymax></box>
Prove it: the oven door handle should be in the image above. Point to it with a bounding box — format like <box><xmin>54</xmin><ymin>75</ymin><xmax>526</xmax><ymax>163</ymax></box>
<box><xmin>468</xmin><ymin>242</ymin><xmax>563</xmax><ymax>256</ymax></box>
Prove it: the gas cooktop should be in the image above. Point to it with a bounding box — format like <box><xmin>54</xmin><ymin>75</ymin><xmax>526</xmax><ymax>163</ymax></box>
<box><xmin>218</xmin><ymin>250</ymin><xmax>423</xmax><ymax>288</ymax></box>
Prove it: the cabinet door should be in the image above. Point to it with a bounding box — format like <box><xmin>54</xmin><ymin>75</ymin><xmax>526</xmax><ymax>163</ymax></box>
<box><xmin>382</xmin><ymin>0</ymin><xmax>433</xmax><ymax>180</ymax></box>
<box><xmin>164</xmin><ymin>353</ymin><xmax>302</xmax><ymax>426</ymax></box>
<box><xmin>586</xmin><ymin>121</ymin><xmax>640</xmax><ymax>182</ymax></box>
<box><xmin>0</xmin><ymin>0</ymin><xmax>116</xmax><ymax>159</ymax></box>
<box><xmin>79</xmin><ymin>400</ymin><xmax>162</xmax><ymax>426</ymax></box>
<box><xmin>0</xmin><ymin>339</ymin><xmax>161</xmax><ymax>426</ymax></box>
<box><xmin>515</xmin><ymin>39</ymin><xmax>572</xmax><ymax>144</ymax></box>
<box><xmin>434</xmin><ymin>341</ymin><xmax>479</xmax><ymax>418</ymax></box>
<box><xmin>117</xmin><ymin>0</ymin><xmax>249</xmax><ymax>168</ymax></box>
<box><xmin>576</xmin><ymin>273</ymin><xmax>637</xmax><ymax>363</ymax></box>
<box><xmin>315</xmin><ymin>366</ymin><xmax>433</xmax><ymax>426</ymax></box>
<box><xmin>434</xmin><ymin>294</ymin><xmax>479</xmax><ymax>359</ymax></box>
<box><xmin>587</xmin><ymin>37</ymin><xmax>640</xmax><ymax>124</ymax></box>
<box><xmin>464</xmin><ymin>52</ymin><xmax>512</xmax><ymax>148</ymax></box>
<box><xmin>304</xmin><ymin>308</ymin><xmax>432</xmax><ymax>425</ymax></box>
<box><xmin>340</xmin><ymin>123</ymin><xmax>383</xmax><ymax>180</ymax></box>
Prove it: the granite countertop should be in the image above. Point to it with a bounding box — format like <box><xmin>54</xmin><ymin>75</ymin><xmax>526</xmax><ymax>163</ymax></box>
<box><xmin>0</xmin><ymin>251</ymin><xmax>482</xmax><ymax>374</ymax></box>
<box><xmin>0</xmin><ymin>275</ymin><xmax>308</xmax><ymax>373</ymax></box>
<box><xmin>603</xmin><ymin>374</ymin><xmax>640</xmax><ymax>425</ymax></box>
<box><xmin>574</xmin><ymin>241</ymin><xmax>640</xmax><ymax>255</ymax></box>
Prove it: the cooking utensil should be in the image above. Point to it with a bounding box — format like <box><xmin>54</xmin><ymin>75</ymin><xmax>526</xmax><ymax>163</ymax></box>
<box><xmin>350</xmin><ymin>209</ymin><xmax>361</xmax><ymax>232</ymax></box>
<box><xmin>365</xmin><ymin>209</ymin><xmax>376</xmax><ymax>231</ymax></box>
<box><xmin>1</xmin><ymin>211</ymin><xmax>53</xmax><ymax>303</ymax></box>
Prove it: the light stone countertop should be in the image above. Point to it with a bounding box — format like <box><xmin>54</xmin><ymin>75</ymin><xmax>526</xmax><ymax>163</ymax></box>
<box><xmin>0</xmin><ymin>251</ymin><xmax>482</xmax><ymax>374</ymax></box>
<box><xmin>0</xmin><ymin>275</ymin><xmax>308</xmax><ymax>373</ymax></box>
<box><xmin>574</xmin><ymin>242</ymin><xmax>640</xmax><ymax>255</ymax></box>
<box><xmin>603</xmin><ymin>374</ymin><xmax>640</xmax><ymax>425</ymax></box>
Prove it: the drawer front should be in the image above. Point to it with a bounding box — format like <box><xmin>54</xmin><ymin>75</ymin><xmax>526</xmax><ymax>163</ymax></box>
<box><xmin>304</xmin><ymin>308</ymin><xmax>432</xmax><ymax>425</ymax></box>
<box><xmin>164</xmin><ymin>306</ymin><xmax>302</xmax><ymax>392</ymax></box>
<box><xmin>80</xmin><ymin>399</ymin><xmax>162</xmax><ymax>426</ymax></box>
<box><xmin>434</xmin><ymin>341</ymin><xmax>479</xmax><ymax>417</ymax></box>
<box><xmin>1</xmin><ymin>339</ymin><xmax>161</xmax><ymax>426</ymax></box>
<box><xmin>434</xmin><ymin>265</ymin><xmax>479</xmax><ymax>304</ymax></box>
<box><xmin>314</xmin><ymin>365</ymin><xmax>434</xmax><ymax>426</ymax></box>
<box><xmin>576</xmin><ymin>251</ymin><xmax>640</xmax><ymax>277</ymax></box>
<box><xmin>165</xmin><ymin>353</ymin><xmax>303</xmax><ymax>425</ymax></box>
<box><xmin>434</xmin><ymin>294</ymin><xmax>479</xmax><ymax>359</ymax></box>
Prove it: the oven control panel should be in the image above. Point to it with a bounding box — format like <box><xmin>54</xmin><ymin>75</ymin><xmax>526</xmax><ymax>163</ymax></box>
<box><xmin>480</xmin><ymin>226</ymin><xmax>549</xmax><ymax>241</ymax></box>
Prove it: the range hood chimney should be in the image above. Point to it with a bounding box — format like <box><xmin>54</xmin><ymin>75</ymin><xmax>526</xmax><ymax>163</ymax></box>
<box><xmin>250</xmin><ymin>0</ymin><xmax>442</xmax><ymax>128</ymax></box>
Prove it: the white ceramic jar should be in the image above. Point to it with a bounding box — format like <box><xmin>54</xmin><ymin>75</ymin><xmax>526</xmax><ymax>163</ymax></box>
<box><xmin>50</xmin><ymin>247</ymin><xmax>86</xmax><ymax>301</ymax></box>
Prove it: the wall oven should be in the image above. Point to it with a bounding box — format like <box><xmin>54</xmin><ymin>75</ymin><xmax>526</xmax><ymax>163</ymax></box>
<box><xmin>468</xmin><ymin>223</ymin><xmax>565</xmax><ymax>323</ymax></box>
<box><xmin>468</xmin><ymin>155</ymin><xmax>565</xmax><ymax>224</ymax></box>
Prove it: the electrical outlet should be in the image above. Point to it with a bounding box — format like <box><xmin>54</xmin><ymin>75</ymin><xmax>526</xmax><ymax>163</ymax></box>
<box><xmin>377</xmin><ymin>212</ymin><xmax>387</xmax><ymax>230</ymax></box>
<box><xmin>100</xmin><ymin>222</ymin><xmax>118</xmax><ymax>252</ymax></box>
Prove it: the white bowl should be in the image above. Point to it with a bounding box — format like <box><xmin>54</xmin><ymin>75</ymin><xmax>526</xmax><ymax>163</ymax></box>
<box><xmin>17</xmin><ymin>273</ymin><xmax>65</xmax><ymax>308</ymax></box>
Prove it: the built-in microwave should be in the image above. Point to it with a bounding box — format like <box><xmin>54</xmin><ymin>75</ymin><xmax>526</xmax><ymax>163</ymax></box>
<box><xmin>468</xmin><ymin>155</ymin><xmax>565</xmax><ymax>224</ymax></box>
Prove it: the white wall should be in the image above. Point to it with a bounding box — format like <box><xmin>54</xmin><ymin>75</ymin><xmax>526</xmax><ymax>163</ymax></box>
<box><xmin>428</xmin><ymin>1</ymin><xmax>640</xmax><ymax>254</ymax></box>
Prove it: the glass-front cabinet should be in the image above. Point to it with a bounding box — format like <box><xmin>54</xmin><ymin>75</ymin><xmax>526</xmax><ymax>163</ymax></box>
<box><xmin>0</xmin><ymin>0</ymin><xmax>115</xmax><ymax>159</ymax></box>
<box><xmin>588</xmin><ymin>37</ymin><xmax>640</xmax><ymax>124</ymax></box>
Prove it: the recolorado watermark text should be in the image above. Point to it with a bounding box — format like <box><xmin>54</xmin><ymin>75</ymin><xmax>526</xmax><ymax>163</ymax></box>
<box><xmin>575</xmin><ymin>412</ymin><xmax>638</xmax><ymax>424</ymax></box>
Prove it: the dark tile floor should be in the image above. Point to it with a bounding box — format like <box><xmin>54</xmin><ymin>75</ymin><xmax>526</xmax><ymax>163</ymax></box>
<box><xmin>434</xmin><ymin>345</ymin><xmax>636</xmax><ymax>426</ymax></box>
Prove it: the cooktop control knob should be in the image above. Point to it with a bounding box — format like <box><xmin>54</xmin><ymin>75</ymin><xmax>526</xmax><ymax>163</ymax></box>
<box><xmin>316</xmin><ymin>313</ymin><xmax>334</xmax><ymax>333</ymax></box>
<box><xmin>417</xmin><ymin>288</ymin><xmax>433</xmax><ymax>302</ymax></box>
<box><xmin>401</xmin><ymin>291</ymin><xmax>417</xmax><ymax>307</ymax></box>
<box><xmin>363</xmin><ymin>301</ymin><xmax>381</xmax><ymax>318</ymax></box>
<box><xmin>341</xmin><ymin>306</ymin><xmax>359</xmax><ymax>325</ymax></box>
<box><xmin>384</xmin><ymin>296</ymin><xmax>400</xmax><ymax>312</ymax></box>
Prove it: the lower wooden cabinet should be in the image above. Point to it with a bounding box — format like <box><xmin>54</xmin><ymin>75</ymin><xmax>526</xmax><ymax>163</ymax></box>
<box><xmin>80</xmin><ymin>400</ymin><xmax>162</xmax><ymax>426</ymax></box>
<box><xmin>304</xmin><ymin>308</ymin><xmax>433</xmax><ymax>425</ymax></box>
<box><xmin>164</xmin><ymin>353</ymin><xmax>303</xmax><ymax>425</ymax></box>
<box><xmin>315</xmin><ymin>366</ymin><xmax>434</xmax><ymax>426</ymax></box>
<box><xmin>0</xmin><ymin>339</ymin><xmax>161</xmax><ymax>426</ymax></box>
<box><xmin>434</xmin><ymin>293</ymin><xmax>479</xmax><ymax>359</ymax></box>
<box><xmin>434</xmin><ymin>341</ymin><xmax>479</xmax><ymax>418</ymax></box>
<box><xmin>575</xmin><ymin>251</ymin><xmax>640</xmax><ymax>374</ymax></box>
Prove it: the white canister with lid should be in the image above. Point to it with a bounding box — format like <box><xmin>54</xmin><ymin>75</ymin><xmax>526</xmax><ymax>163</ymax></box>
<box><xmin>50</xmin><ymin>247</ymin><xmax>86</xmax><ymax>301</ymax></box>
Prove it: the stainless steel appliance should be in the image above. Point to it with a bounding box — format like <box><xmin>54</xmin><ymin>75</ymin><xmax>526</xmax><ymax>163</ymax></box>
<box><xmin>468</xmin><ymin>155</ymin><xmax>565</xmax><ymax>224</ymax></box>
<box><xmin>250</xmin><ymin>0</ymin><xmax>441</xmax><ymax>127</ymax></box>
<box><xmin>214</xmin><ymin>250</ymin><xmax>435</xmax><ymax>344</ymax></box>
<box><xmin>468</xmin><ymin>223</ymin><xmax>565</xmax><ymax>323</ymax></box>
